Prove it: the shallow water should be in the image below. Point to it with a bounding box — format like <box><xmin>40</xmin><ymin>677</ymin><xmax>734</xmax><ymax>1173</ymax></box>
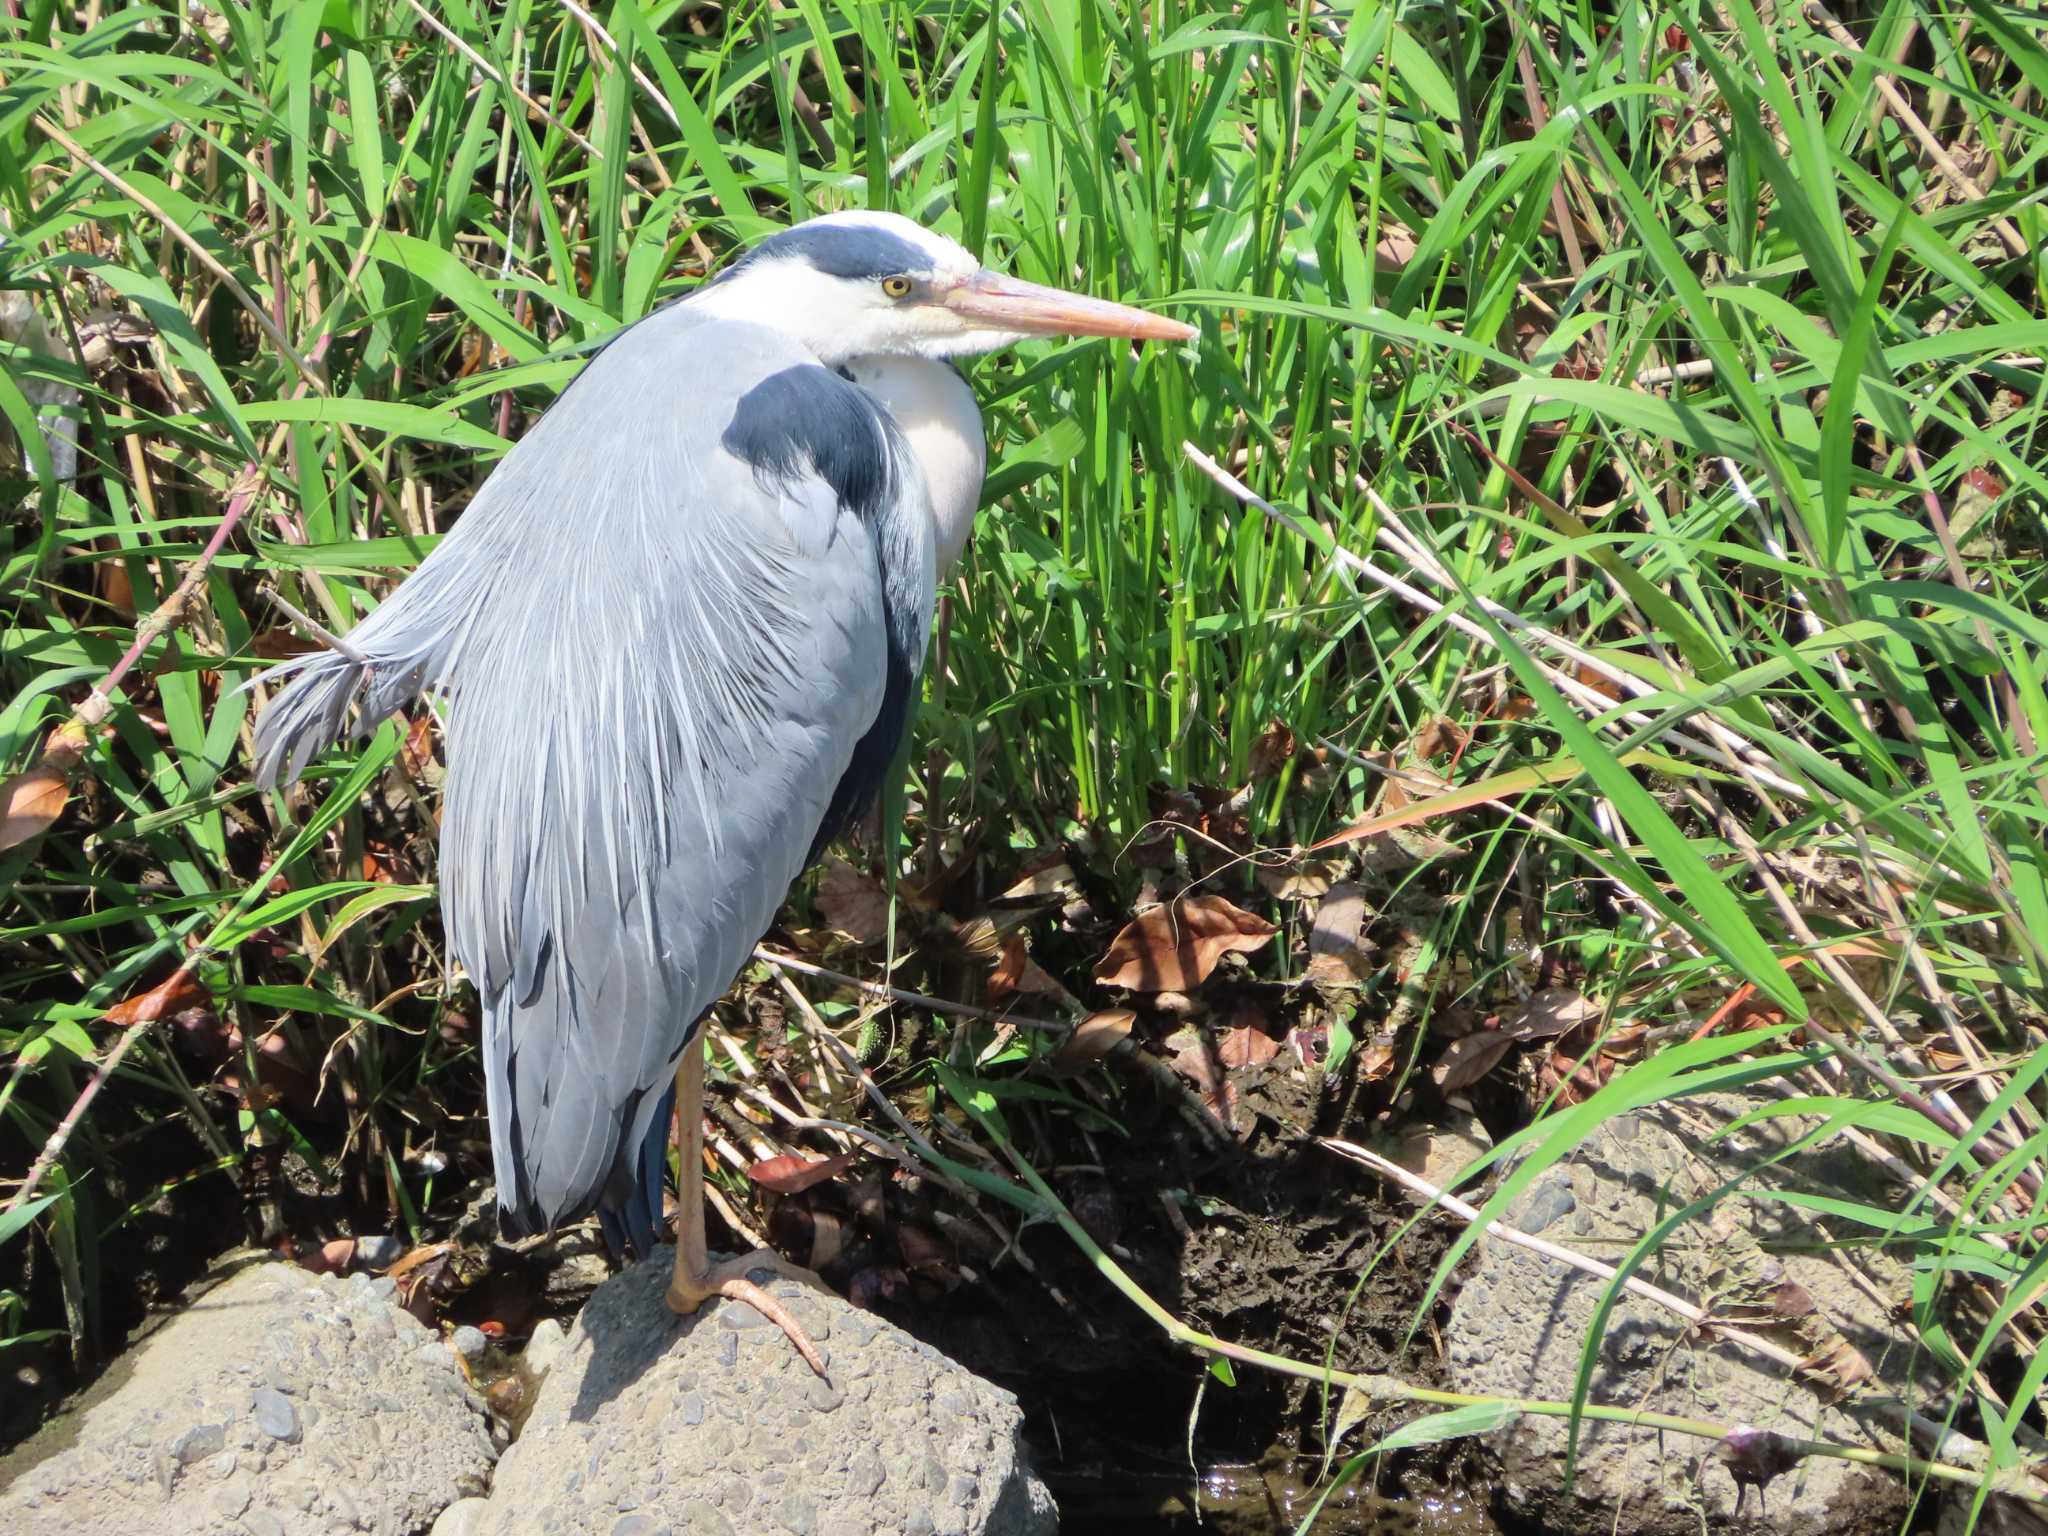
<box><xmin>1046</xmin><ymin>1445</ymin><xmax>1499</xmax><ymax>1534</ymax></box>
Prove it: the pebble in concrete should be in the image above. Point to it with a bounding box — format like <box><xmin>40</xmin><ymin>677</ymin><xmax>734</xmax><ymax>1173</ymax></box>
<box><xmin>0</xmin><ymin>1262</ymin><xmax>495</xmax><ymax>1536</ymax></box>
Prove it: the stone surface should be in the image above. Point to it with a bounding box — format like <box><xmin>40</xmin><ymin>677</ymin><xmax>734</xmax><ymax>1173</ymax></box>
<box><xmin>0</xmin><ymin>1260</ymin><xmax>494</xmax><ymax>1535</ymax></box>
<box><xmin>470</xmin><ymin>1254</ymin><xmax>1056</xmax><ymax>1536</ymax></box>
<box><xmin>1445</xmin><ymin>1092</ymin><xmax>1933</xmax><ymax>1535</ymax></box>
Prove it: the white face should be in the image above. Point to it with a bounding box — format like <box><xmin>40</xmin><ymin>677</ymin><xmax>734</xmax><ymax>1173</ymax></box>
<box><xmin>693</xmin><ymin>210</ymin><xmax>1196</xmax><ymax>367</ymax></box>
<box><xmin>693</xmin><ymin>212</ymin><xmax>1005</xmax><ymax>366</ymax></box>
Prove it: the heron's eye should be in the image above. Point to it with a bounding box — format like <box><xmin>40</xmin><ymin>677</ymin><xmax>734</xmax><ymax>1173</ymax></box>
<box><xmin>881</xmin><ymin>275</ymin><xmax>914</xmax><ymax>299</ymax></box>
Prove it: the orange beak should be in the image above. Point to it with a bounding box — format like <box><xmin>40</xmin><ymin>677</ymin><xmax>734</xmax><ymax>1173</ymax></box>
<box><xmin>940</xmin><ymin>270</ymin><xmax>1196</xmax><ymax>343</ymax></box>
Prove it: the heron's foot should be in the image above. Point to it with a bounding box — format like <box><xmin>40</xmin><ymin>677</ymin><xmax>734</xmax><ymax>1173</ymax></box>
<box><xmin>664</xmin><ymin>1248</ymin><xmax>828</xmax><ymax>1376</ymax></box>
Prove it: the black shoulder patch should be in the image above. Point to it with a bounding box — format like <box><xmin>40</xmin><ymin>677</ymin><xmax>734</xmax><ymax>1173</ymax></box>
<box><xmin>723</xmin><ymin>365</ymin><xmax>897</xmax><ymax>520</ymax></box>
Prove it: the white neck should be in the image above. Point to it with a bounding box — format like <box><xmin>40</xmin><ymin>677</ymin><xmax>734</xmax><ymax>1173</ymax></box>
<box><xmin>842</xmin><ymin>356</ymin><xmax>986</xmax><ymax>574</ymax></box>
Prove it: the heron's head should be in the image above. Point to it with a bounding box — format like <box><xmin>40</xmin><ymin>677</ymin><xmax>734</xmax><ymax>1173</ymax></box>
<box><xmin>699</xmin><ymin>210</ymin><xmax>1194</xmax><ymax>366</ymax></box>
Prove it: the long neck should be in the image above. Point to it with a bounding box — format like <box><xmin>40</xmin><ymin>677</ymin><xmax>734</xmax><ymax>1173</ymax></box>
<box><xmin>843</xmin><ymin>356</ymin><xmax>986</xmax><ymax>575</ymax></box>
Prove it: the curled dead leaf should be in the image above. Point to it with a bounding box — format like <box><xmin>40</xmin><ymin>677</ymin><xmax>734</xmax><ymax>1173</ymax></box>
<box><xmin>748</xmin><ymin>1151</ymin><xmax>859</xmax><ymax>1195</ymax></box>
<box><xmin>1048</xmin><ymin>1009</ymin><xmax>1134</xmax><ymax>1076</ymax></box>
<box><xmin>103</xmin><ymin>968</ymin><xmax>210</xmax><ymax>1027</ymax></box>
<box><xmin>1799</xmin><ymin>1335</ymin><xmax>1874</xmax><ymax>1394</ymax></box>
<box><xmin>1095</xmin><ymin>894</ymin><xmax>1277</xmax><ymax>991</ymax></box>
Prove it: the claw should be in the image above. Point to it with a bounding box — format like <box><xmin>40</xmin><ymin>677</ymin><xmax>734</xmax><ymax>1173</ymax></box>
<box><xmin>666</xmin><ymin>1248</ymin><xmax>828</xmax><ymax>1376</ymax></box>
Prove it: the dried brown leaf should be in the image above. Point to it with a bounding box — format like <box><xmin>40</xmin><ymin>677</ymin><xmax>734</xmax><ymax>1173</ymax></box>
<box><xmin>818</xmin><ymin>855</ymin><xmax>891</xmax><ymax>945</ymax></box>
<box><xmin>399</xmin><ymin>713</ymin><xmax>437</xmax><ymax>778</ymax></box>
<box><xmin>998</xmin><ymin>854</ymin><xmax>1075</xmax><ymax>902</ymax></box>
<box><xmin>1247</xmin><ymin>719</ymin><xmax>1297</xmax><ymax>780</ymax></box>
<box><xmin>748</xmin><ymin>1151</ymin><xmax>859</xmax><ymax>1195</ymax></box>
<box><xmin>1503</xmin><ymin>987</ymin><xmax>1602</xmax><ymax>1041</ymax></box>
<box><xmin>1256</xmin><ymin>855</ymin><xmax>1345</xmax><ymax>902</ymax></box>
<box><xmin>1217</xmin><ymin>1010</ymin><xmax>1282</xmax><ymax>1069</ymax></box>
<box><xmin>988</xmin><ymin>933</ymin><xmax>1063</xmax><ymax>998</ymax></box>
<box><xmin>1049</xmin><ymin>1009</ymin><xmax>1134</xmax><ymax>1075</ymax></box>
<box><xmin>1800</xmin><ymin>1335</ymin><xmax>1875</xmax><ymax>1393</ymax></box>
<box><xmin>1430</xmin><ymin>1030</ymin><xmax>1517</xmax><ymax>1092</ymax></box>
<box><xmin>1094</xmin><ymin>895</ymin><xmax>1277</xmax><ymax>991</ymax></box>
<box><xmin>1302</xmin><ymin>883</ymin><xmax>1371</xmax><ymax>987</ymax></box>
<box><xmin>0</xmin><ymin>765</ymin><xmax>69</xmax><ymax>852</ymax></box>
<box><xmin>103</xmin><ymin>968</ymin><xmax>210</xmax><ymax>1027</ymax></box>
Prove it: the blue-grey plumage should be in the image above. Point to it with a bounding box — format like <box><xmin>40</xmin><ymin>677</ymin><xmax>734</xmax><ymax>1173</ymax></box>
<box><xmin>248</xmin><ymin>210</ymin><xmax>1193</xmax><ymax>1355</ymax></box>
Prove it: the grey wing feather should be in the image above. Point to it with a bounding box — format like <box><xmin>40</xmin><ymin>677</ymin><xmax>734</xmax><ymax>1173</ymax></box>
<box><xmin>252</xmin><ymin>306</ymin><xmax>935</xmax><ymax>1234</ymax></box>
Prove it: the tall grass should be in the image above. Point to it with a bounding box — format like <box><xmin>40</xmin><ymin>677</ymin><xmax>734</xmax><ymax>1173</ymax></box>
<box><xmin>2</xmin><ymin>0</ymin><xmax>2045</xmax><ymax>1515</ymax></box>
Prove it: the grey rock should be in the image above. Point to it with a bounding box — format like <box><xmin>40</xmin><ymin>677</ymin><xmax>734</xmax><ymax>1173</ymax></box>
<box><xmin>0</xmin><ymin>1261</ymin><xmax>492</xmax><ymax>1535</ymax></box>
<box><xmin>464</xmin><ymin>1255</ymin><xmax>1054</xmax><ymax>1536</ymax></box>
<box><xmin>451</xmin><ymin>1326</ymin><xmax>490</xmax><ymax>1360</ymax></box>
<box><xmin>250</xmin><ymin>1387</ymin><xmax>300</xmax><ymax>1444</ymax></box>
<box><xmin>1445</xmin><ymin>1091</ymin><xmax>1943</xmax><ymax>1534</ymax></box>
<box><xmin>168</xmin><ymin>1422</ymin><xmax>226</xmax><ymax>1464</ymax></box>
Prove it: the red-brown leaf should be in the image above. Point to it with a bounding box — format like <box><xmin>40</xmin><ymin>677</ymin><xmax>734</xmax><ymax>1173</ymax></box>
<box><xmin>1217</xmin><ymin>1007</ymin><xmax>1281</xmax><ymax>1069</ymax></box>
<box><xmin>1094</xmin><ymin>895</ymin><xmax>1277</xmax><ymax>991</ymax></box>
<box><xmin>0</xmin><ymin>765</ymin><xmax>69</xmax><ymax>853</ymax></box>
<box><xmin>748</xmin><ymin>1151</ymin><xmax>859</xmax><ymax>1195</ymax></box>
<box><xmin>103</xmin><ymin>968</ymin><xmax>210</xmax><ymax>1027</ymax></box>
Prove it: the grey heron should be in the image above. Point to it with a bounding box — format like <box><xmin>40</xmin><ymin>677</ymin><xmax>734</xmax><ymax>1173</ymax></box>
<box><xmin>249</xmin><ymin>211</ymin><xmax>1193</xmax><ymax>1368</ymax></box>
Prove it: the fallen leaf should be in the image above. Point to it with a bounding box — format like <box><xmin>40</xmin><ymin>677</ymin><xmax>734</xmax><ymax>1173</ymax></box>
<box><xmin>399</xmin><ymin>713</ymin><xmax>437</xmax><ymax>778</ymax></box>
<box><xmin>998</xmin><ymin>851</ymin><xmax>1074</xmax><ymax>902</ymax></box>
<box><xmin>296</xmin><ymin>1237</ymin><xmax>357</xmax><ymax>1276</ymax></box>
<box><xmin>817</xmin><ymin>855</ymin><xmax>891</xmax><ymax>945</ymax></box>
<box><xmin>987</xmin><ymin>933</ymin><xmax>1064</xmax><ymax>998</ymax></box>
<box><xmin>1771</xmin><ymin>1278</ymin><xmax>1817</xmax><ymax>1320</ymax></box>
<box><xmin>1372</xmin><ymin>224</ymin><xmax>1418</xmax><ymax>272</ymax></box>
<box><xmin>1095</xmin><ymin>895</ymin><xmax>1277</xmax><ymax>991</ymax></box>
<box><xmin>748</xmin><ymin>1151</ymin><xmax>859</xmax><ymax>1195</ymax></box>
<box><xmin>1048</xmin><ymin>1009</ymin><xmax>1134</xmax><ymax>1075</ymax></box>
<box><xmin>806</xmin><ymin>1209</ymin><xmax>848</xmax><ymax>1271</ymax></box>
<box><xmin>1431</xmin><ymin>1030</ymin><xmax>1517</xmax><ymax>1091</ymax></box>
<box><xmin>0</xmin><ymin>765</ymin><xmax>69</xmax><ymax>852</ymax></box>
<box><xmin>1256</xmin><ymin>855</ymin><xmax>1345</xmax><ymax>902</ymax></box>
<box><xmin>1411</xmin><ymin>718</ymin><xmax>1469</xmax><ymax>760</ymax></box>
<box><xmin>249</xmin><ymin>628</ymin><xmax>319</xmax><ymax>662</ymax></box>
<box><xmin>98</xmin><ymin>559</ymin><xmax>135</xmax><ymax>618</ymax></box>
<box><xmin>896</xmin><ymin>1223</ymin><xmax>956</xmax><ymax>1285</ymax></box>
<box><xmin>1800</xmin><ymin>1335</ymin><xmax>1874</xmax><ymax>1393</ymax></box>
<box><xmin>1217</xmin><ymin>1008</ymin><xmax>1282</xmax><ymax>1069</ymax></box>
<box><xmin>1502</xmin><ymin>987</ymin><xmax>1601</xmax><ymax>1040</ymax></box>
<box><xmin>1165</xmin><ymin>1025</ymin><xmax>1239</xmax><ymax>1131</ymax></box>
<box><xmin>1302</xmin><ymin>884</ymin><xmax>1371</xmax><ymax>986</ymax></box>
<box><xmin>103</xmin><ymin>968</ymin><xmax>210</xmax><ymax>1027</ymax></box>
<box><xmin>848</xmin><ymin>1265</ymin><xmax>907</xmax><ymax>1309</ymax></box>
<box><xmin>1248</xmin><ymin>719</ymin><xmax>1297</xmax><ymax>780</ymax></box>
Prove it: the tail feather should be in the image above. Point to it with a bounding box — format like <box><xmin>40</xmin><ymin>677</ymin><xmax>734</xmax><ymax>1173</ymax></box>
<box><xmin>595</xmin><ymin>1081</ymin><xmax>674</xmax><ymax>1261</ymax></box>
<box><xmin>250</xmin><ymin>648</ymin><xmax>435</xmax><ymax>788</ymax></box>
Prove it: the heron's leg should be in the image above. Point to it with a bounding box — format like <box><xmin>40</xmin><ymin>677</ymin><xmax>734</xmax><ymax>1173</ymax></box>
<box><xmin>663</xmin><ymin>1026</ymin><xmax>828</xmax><ymax>1376</ymax></box>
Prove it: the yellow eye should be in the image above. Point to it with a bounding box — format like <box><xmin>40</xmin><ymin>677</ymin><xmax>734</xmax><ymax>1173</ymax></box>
<box><xmin>881</xmin><ymin>275</ymin><xmax>913</xmax><ymax>299</ymax></box>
